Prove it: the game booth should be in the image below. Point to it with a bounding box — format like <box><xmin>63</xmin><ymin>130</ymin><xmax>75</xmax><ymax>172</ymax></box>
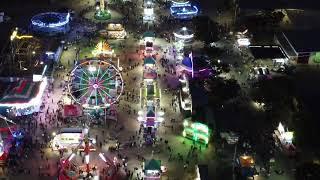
<box><xmin>173</xmin><ymin>27</ymin><xmax>194</xmax><ymax>43</ymax></box>
<box><xmin>143</xmin><ymin>57</ymin><xmax>157</xmax><ymax>80</ymax></box>
<box><xmin>31</xmin><ymin>12</ymin><xmax>70</xmax><ymax>36</ymax></box>
<box><xmin>182</xmin><ymin>118</ymin><xmax>210</xmax><ymax>145</ymax></box>
<box><xmin>143</xmin><ymin>31</ymin><xmax>156</xmax><ymax>56</ymax></box>
<box><xmin>51</xmin><ymin>128</ymin><xmax>97</xmax><ymax>151</ymax></box>
<box><xmin>138</xmin><ymin>101</ymin><xmax>164</xmax><ymax>127</ymax></box>
<box><xmin>98</xmin><ymin>23</ymin><xmax>127</xmax><ymax>39</ymax></box>
<box><xmin>63</xmin><ymin>105</ymin><xmax>82</xmax><ymax>118</ymax></box>
<box><xmin>273</xmin><ymin>122</ymin><xmax>296</xmax><ymax>156</ymax></box>
<box><xmin>143</xmin><ymin>0</ymin><xmax>155</xmax><ymax>22</ymax></box>
<box><xmin>143</xmin><ymin>159</ymin><xmax>162</xmax><ymax>180</ymax></box>
<box><xmin>0</xmin><ymin>78</ymin><xmax>48</xmax><ymax>116</ymax></box>
<box><xmin>179</xmin><ymin>74</ymin><xmax>192</xmax><ymax>111</ymax></box>
<box><xmin>236</xmin><ymin>155</ymin><xmax>256</xmax><ymax>178</ymax></box>
<box><xmin>105</xmin><ymin>23</ymin><xmax>126</xmax><ymax>39</ymax></box>
<box><xmin>141</xmin><ymin>82</ymin><xmax>160</xmax><ymax>103</ymax></box>
<box><xmin>170</xmin><ymin>1</ymin><xmax>199</xmax><ymax>19</ymax></box>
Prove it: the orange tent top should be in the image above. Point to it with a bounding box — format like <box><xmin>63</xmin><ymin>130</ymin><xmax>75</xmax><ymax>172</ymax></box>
<box><xmin>239</xmin><ymin>156</ymin><xmax>254</xmax><ymax>167</ymax></box>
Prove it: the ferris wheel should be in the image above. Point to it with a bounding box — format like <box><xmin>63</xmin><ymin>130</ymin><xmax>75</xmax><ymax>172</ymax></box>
<box><xmin>68</xmin><ymin>59</ymin><xmax>123</xmax><ymax>109</ymax></box>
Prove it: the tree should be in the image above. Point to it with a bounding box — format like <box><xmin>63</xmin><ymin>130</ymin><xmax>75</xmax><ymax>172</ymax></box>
<box><xmin>192</xmin><ymin>16</ymin><xmax>220</xmax><ymax>45</ymax></box>
<box><xmin>207</xmin><ymin>77</ymin><xmax>241</xmax><ymax>107</ymax></box>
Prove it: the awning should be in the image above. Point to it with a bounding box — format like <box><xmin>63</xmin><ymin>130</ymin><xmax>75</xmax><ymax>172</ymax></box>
<box><xmin>143</xmin><ymin>31</ymin><xmax>156</xmax><ymax>38</ymax></box>
<box><xmin>144</xmin><ymin>159</ymin><xmax>161</xmax><ymax>171</ymax></box>
<box><xmin>144</xmin><ymin>57</ymin><xmax>156</xmax><ymax>65</ymax></box>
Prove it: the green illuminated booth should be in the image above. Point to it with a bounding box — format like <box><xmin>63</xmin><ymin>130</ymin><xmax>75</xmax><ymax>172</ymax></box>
<box><xmin>182</xmin><ymin>117</ymin><xmax>211</xmax><ymax>145</ymax></box>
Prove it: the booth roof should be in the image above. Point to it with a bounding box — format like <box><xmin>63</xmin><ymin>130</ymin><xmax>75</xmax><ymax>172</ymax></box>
<box><xmin>144</xmin><ymin>57</ymin><xmax>156</xmax><ymax>64</ymax></box>
<box><xmin>144</xmin><ymin>159</ymin><xmax>161</xmax><ymax>170</ymax></box>
<box><xmin>175</xmin><ymin>27</ymin><xmax>193</xmax><ymax>36</ymax></box>
<box><xmin>143</xmin><ymin>31</ymin><xmax>155</xmax><ymax>38</ymax></box>
<box><xmin>0</xmin><ymin>80</ymin><xmax>41</xmax><ymax>104</ymax></box>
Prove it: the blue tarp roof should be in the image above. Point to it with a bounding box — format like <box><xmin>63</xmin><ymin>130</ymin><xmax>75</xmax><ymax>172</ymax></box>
<box><xmin>143</xmin><ymin>31</ymin><xmax>155</xmax><ymax>38</ymax></box>
<box><xmin>144</xmin><ymin>57</ymin><xmax>156</xmax><ymax>64</ymax></box>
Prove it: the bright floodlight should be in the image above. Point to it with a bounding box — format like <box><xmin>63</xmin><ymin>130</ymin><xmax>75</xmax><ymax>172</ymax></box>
<box><xmin>68</xmin><ymin>153</ymin><xmax>75</xmax><ymax>161</ymax></box>
<box><xmin>157</xmin><ymin>117</ymin><xmax>164</xmax><ymax>122</ymax></box>
<box><xmin>88</xmin><ymin>66</ymin><xmax>97</xmax><ymax>72</ymax></box>
<box><xmin>237</xmin><ymin>38</ymin><xmax>250</xmax><ymax>47</ymax></box>
<box><xmin>138</xmin><ymin>110</ymin><xmax>144</xmax><ymax>116</ymax></box>
<box><xmin>99</xmin><ymin>153</ymin><xmax>107</xmax><ymax>163</ymax></box>
<box><xmin>138</xmin><ymin>116</ymin><xmax>144</xmax><ymax>121</ymax></box>
<box><xmin>85</xmin><ymin>155</ymin><xmax>90</xmax><ymax>164</ymax></box>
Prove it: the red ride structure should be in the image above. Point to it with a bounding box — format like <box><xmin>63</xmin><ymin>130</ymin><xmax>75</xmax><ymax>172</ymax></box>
<box><xmin>58</xmin><ymin>136</ymin><xmax>118</xmax><ymax>180</ymax></box>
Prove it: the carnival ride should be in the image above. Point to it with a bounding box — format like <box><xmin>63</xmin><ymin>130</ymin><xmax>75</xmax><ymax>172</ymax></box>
<box><xmin>68</xmin><ymin>59</ymin><xmax>123</xmax><ymax>109</ymax></box>
<box><xmin>92</xmin><ymin>41</ymin><xmax>114</xmax><ymax>57</ymax></box>
<box><xmin>0</xmin><ymin>115</ymin><xmax>24</xmax><ymax>166</ymax></box>
<box><xmin>31</xmin><ymin>12</ymin><xmax>70</xmax><ymax>35</ymax></box>
<box><xmin>95</xmin><ymin>0</ymin><xmax>111</xmax><ymax>20</ymax></box>
<box><xmin>173</xmin><ymin>27</ymin><xmax>194</xmax><ymax>43</ymax></box>
<box><xmin>170</xmin><ymin>1</ymin><xmax>199</xmax><ymax>19</ymax></box>
<box><xmin>58</xmin><ymin>135</ymin><xmax>118</xmax><ymax>180</ymax></box>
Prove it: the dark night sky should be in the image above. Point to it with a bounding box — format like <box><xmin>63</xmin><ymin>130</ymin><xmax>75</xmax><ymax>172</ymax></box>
<box><xmin>238</xmin><ymin>0</ymin><xmax>320</xmax><ymax>10</ymax></box>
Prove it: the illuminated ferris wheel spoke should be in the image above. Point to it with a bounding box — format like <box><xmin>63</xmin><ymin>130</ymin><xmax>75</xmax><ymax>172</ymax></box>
<box><xmin>81</xmin><ymin>68</ymin><xmax>90</xmax><ymax>78</ymax></box>
<box><xmin>95</xmin><ymin>88</ymin><xmax>100</xmax><ymax>106</ymax></box>
<box><xmin>97</xmin><ymin>88</ymin><xmax>106</xmax><ymax>104</ymax></box>
<box><xmin>70</xmin><ymin>86</ymin><xmax>90</xmax><ymax>93</ymax></box>
<box><xmin>96</xmin><ymin>65</ymin><xmax>101</xmax><ymax>79</ymax></box>
<box><xmin>99</xmin><ymin>87</ymin><xmax>113</xmax><ymax>99</ymax></box>
<box><xmin>98</xmin><ymin>68</ymin><xmax>111</xmax><ymax>81</ymax></box>
<box><xmin>99</xmin><ymin>85</ymin><xmax>114</xmax><ymax>92</ymax></box>
<box><xmin>74</xmin><ymin>74</ymin><xmax>90</xmax><ymax>83</ymax></box>
<box><xmin>86</xmin><ymin>88</ymin><xmax>96</xmax><ymax>105</ymax></box>
<box><xmin>72</xmin><ymin>82</ymin><xmax>87</xmax><ymax>87</ymax></box>
<box><xmin>100</xmin><ymin>74</ymin><xmax>117</xmax><ymax>84</ymax></box>
<box><xmin>78</xmin><ymin>88</ymin><xmax>91</xmax><ymax>100</ymax></box>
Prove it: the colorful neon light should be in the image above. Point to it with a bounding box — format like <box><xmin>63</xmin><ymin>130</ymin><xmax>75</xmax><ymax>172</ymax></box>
<box><xmin>182</xmin><ymin>120</ymin><xmax>210</xmax><ymax>144</ymax></box>
<box><xmin>31</xmin><ymin>12</ymin><xmax>70</xmax><ymax>28</ymax></box>
<box><xmin>0</xmin><ymin>78</ymin><xmax>47</xmax><ymax>108</ymax></box>
<box><xmin>170</xmin><ymin>1</ymin><xmax>199</xmax><ymax>17</ymax></box>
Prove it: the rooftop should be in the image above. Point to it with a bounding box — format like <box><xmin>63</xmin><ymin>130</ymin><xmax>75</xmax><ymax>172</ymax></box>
<box><xmin>249</xmin><ymin>45</ymin><xmax>287</xmax><ymax>59</ymax></box>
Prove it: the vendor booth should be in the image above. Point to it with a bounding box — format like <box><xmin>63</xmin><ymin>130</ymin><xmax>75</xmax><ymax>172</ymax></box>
<box><xmin>106</xmin><ymin>23</ymin><xmax>127</xmax><ymax>39</ymax></box>
<box><xmin>143</xmin><ymin>159</ymin><xmax>162</xmax><ymax>179</ymax></box>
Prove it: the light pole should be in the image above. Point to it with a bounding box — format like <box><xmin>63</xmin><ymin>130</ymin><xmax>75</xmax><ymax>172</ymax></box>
<box><xmin>232</xmin><ymin>144</ymin><xmax>237</xmax><ymax>180</ymax></box>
